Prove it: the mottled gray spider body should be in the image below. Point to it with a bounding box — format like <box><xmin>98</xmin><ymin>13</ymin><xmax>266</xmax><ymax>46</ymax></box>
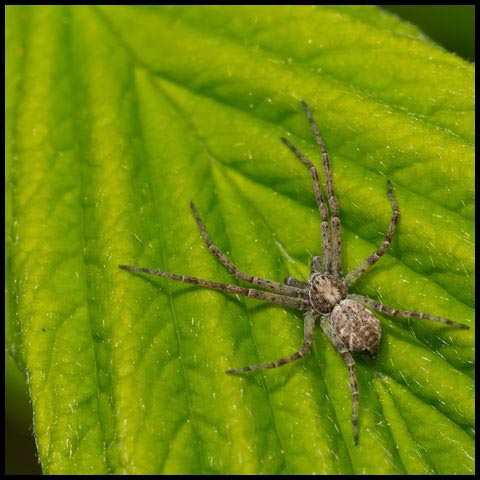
<box><xmin>119</xmin><ymin>100</ymin><xmax>469</xmax><ymax>445</ymax></box>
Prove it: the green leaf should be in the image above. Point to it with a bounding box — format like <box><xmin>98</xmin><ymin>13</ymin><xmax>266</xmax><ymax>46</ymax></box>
<box><xmin>6</xmin><ymin>5</ymin><xmax>474</xmax><ymax>475</ymax></box>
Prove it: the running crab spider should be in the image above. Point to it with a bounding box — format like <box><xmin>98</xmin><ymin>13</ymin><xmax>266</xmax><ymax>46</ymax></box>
<box><xmin>119</xmin><ymin>100</ymin><xmax>469</xmax><ymax>445</ymax></box>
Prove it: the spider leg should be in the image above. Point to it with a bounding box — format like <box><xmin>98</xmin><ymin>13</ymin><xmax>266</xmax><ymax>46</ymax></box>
<box><xmin>118</xmin><ymin>265</ymin><xmax>309</xmax><ymax>310</ymax></box>
<box><xmin>226</xmin><ymin>311</ymin><xmax>316</xmax><ymax>374</ymax></box>
<box><xmin>190</xmin><ymin>202</ymin><xmax>305</xmax><ymax>298</ymax></box>
<box><xmin>280</xmin><ymin>137</ymin><xmax>331</xmax><ymax>273</ymax></box>
<box><xmin>311</xmin><ymin>255</ymin><xmax>322</xmax><ymax>273</ymax></box>
<box><xmin>345</xmin><ymin>180</ymin><xmax>400</xmax><ymax>286</ymax></box>
<box><xmin>301</xmin><ymin>100</ymin><xmax>343</xmax><ymax>276</ymax></box>
<box><xmin>284</xmin><ymin>276</ymin><xmax>307</xmax><ymax>288</ymax></box>
<box><xmin>321</xmin><ymin>316</ymin><xmax>359</xmax><ymax>445</ymax></box>
<box><xmin>348</xmin><ymin>294</ymin><xmax>469</xmax><ymax>329</ymax></box>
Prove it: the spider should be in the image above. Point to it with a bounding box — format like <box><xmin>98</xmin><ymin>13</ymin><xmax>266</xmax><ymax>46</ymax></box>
<box><xmin>119</xmin><ymin>100</ymin><xmax>469</xmax><ymax>445</ymax></box>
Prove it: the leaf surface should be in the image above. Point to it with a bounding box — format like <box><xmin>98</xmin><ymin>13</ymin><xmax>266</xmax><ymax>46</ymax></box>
<box><xmin>5</xmin><ymin>5</ymin><xmax>474</xmax><ymax>474</ymax></box>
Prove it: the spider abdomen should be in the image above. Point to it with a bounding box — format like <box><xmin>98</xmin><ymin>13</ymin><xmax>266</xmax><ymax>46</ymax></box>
<box><xmin>331</xmin><ymin>299</ymin><xmax>382</xmax><ymax>356</ymax></box>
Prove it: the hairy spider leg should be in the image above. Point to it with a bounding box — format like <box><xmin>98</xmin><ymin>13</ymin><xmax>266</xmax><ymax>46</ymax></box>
<box><xmin>280</xmin><ymin>137</ymin><xmax>331</xmax><ymax>273</ymax></box>
<box><xmin>226</xmin><ymin>311</ymin><xmax>316</xmax><ymax>374</ymax></box>
<box><xmin>345</xmin><ymin>180</ymin><xmax>400</xmax><ymax>286</ymax></box>
<box><xmin>118</xmin><ymin>265</ymin><xmax>309</xmax><ymax>310</ymax></box>
<box><xmin>321</xmin><ymin>316</ymin><xmax>359</xmax><ymax>444</ymax></box>
<box><xmin>348</xmin><ymin>294</ymin><xmax>469</xmax><ymax>329</ymax></box>
<box><xmin>284</xmin><ymin>276</ymin><xmax>307</xmax><ymax>288</ymax></box>
<box><xmin>189</xmin><ymin>202</ymin><xmax>305</xmax><ymax>298</ymax></box>
<box><xmin>301</xmin><ymin>100</ymin><xmax>343</xmax><ymax>276</ymax></box>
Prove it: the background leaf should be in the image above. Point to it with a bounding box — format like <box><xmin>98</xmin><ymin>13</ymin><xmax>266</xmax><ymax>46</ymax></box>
<box><xmin>6</xmin><ymin>5</ymin><xmax>474</xmax><ymax>474</ymax></box>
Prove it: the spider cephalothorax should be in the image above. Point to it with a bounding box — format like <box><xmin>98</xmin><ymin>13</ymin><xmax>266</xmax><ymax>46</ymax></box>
<box><xmin>308</xmin><ymin>272</ymin><xmax>347</xmax><ymax>314</ymax></box>
<box><xmin>119</xmin><ymin>100</ymin><xmax>469</xmax><ymax>445</ymax></box>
